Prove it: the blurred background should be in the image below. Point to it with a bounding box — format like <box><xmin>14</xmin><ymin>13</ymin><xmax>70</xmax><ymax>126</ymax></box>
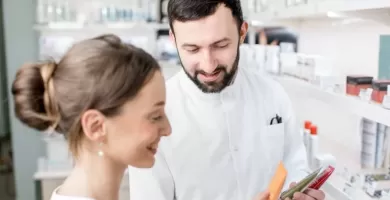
<box><xmin>1</xmin><ymin>0</ymin><xmax>390</xmax><ymax>200</ymax></box>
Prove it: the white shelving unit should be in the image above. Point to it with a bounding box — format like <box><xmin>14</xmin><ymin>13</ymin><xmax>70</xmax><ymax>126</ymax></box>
<box><xmin>273</xmin><ymin>75</ymin><xmax>390</xmax><ymax>127</ymax></box>
<box><xmin>34</xmin><ymin>22</ymin><xmax>170</xmax><ymax>32</ymax></box>
<box><xmin>317</xmin><ymin>0</ymin><xmax>390</xmax><ymax>13</ymax></box>
<box><xmin>34</xmin><ymin>22</ymin><xmax>172</xmax><ymax>64</ymax></box>
<box><xmin>248</xmin><ymin>0</ymin><xmax>390</xmax><ymax>26</ymax></box>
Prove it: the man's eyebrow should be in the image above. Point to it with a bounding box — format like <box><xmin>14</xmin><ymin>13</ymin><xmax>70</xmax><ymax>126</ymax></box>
<box><xmin>182</xmin><ymin>43</ymin><xmax>198</xmax><ymax>48</ymax></box>
<box><xmin>212</xmin><ymin>38</ymin><xmax>230</xmax><ymax>44</ymax></box>
<box><xmin>182</xmin><ymin>38</ymin><xmax>231</xmax><ymax>48</ymax></box>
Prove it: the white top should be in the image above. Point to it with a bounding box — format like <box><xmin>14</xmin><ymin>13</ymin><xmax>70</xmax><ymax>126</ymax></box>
<box><xmin>51</xmin><ymin>187</ymin><xmax>95</xmax><ymax>200</ymax></box>
<box><xmin>128</xmin><ymin>67</ymin><xmax>309</xmax><ymax>200</ymax></box>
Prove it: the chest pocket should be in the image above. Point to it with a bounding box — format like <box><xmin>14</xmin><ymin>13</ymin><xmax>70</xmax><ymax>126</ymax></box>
<box><xmin>263</xmin><ymin>123</ymin><xmax>285</xmax><ymax>155</ymax></box>
<box><xmin>259</xmin><ymin>89</ymin><xmax>286</xmax><ymax>175</ymax></box>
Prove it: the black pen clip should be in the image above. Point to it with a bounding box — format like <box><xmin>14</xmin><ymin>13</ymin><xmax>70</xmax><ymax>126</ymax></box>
<box><xmin>270</xmin><ymin>114</ymin><xmax>282</xmax><ymax>125</ymax></box>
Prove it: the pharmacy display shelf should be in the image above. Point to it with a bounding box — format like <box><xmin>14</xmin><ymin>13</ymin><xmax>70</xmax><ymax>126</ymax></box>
<box><xmin>273</xmin><ymin>75</ymin><xmax>390</xmax><ymax>127</ymax></box>
<box><xmin>324</xmin><ymin>173</ymin><xmax>377</xmax><ymax>200</ymax></box>
<box><xmin>34</xmin><ymin>170</ymin><xmax>70</xmax><ymax>180</ymax></box>
<box><xmin>34</xmin><ymin>22</ymin><xmax>170</xmax><ymax>32</ymax></box>
<box><xmin>317</xmin><ymin>0</ymin><xmax>390</xmax><ymax>13</ymax></box>
<box><xmin>248</xmin><ymin>0</ymin><xmax>390</xmax><ymax>28</ymax></box>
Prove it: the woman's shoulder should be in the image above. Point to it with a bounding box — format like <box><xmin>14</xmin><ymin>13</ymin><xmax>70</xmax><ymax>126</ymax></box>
<box><xmin>51</xmin><ymin>187</ymin><xmax>96</xmax><ymax>200</ymax></box>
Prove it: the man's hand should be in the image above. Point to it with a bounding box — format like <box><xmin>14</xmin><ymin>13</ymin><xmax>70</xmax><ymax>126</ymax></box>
<box><xmin>254</xmin><ymin>191</ymin><xmax>270</xmax><ymax>200</ymax></box>
<box><xmin>284</xmin><ymin>182</ymin><xmax>326</xmax><ymax>200</ymax></box>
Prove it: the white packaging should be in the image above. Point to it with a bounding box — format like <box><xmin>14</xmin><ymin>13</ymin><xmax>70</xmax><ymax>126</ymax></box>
<box><xmin>43</xmin><ymin>135</ymin><xmax>71</xmax><ymax>162</ymax></box>
<box><xmin>264</xmin><ymin>45</ymin><xmax>280</xmax><ymax>74</ymax></box>
<box><xmin>382</xmin><ymin>85</ymin><xmax>390</xmax><ymax>109</ymax></box>
<box><xmin>360</xmin><ymin>118</ymin><xmax>379</xmax><ymax>169</ymax></box>
<box><xmin>375</xmin><ymin>125</ymin><xmax>390</xmax><ymax>168</ymax></box>
<box><xmin>308</xmin><ymin>133</ymin><xmax>318</xmax><ymax>169</ymax></box>
<box><xmin>279</xmin><ymin>52</ymin><xmax>297</xmax><ymax>76</ymax></box>
<box><xmin>303</xmin><ymin>127</ymin><xmax>310</xmax><ymax>149</ymax></box>
<box><xmin>307</xmin><ymin>125</ymin><xmax>318</xmax><ymax>169</ymax></box>
<box><xmin>280</xmin><ymin>42</ymin><xmax>295</xmax><ymax>53</ymax></box>
<box><xmin>37</xmin><ymin>0</ymin><xmax>48</xmax><ymax>24</ymax></box>
<box><xmin>239</xmin><ymin>44</ymin><xmax>255</xmax><ymax>69</ymax></box>
<box><xmin>253</xmin><ymin>45</ymin><xmax>266</xmax><ymax>72</ymax></box>
<box><xmin>39</xmin><ymin>35</ymin><xmax>75</xmax><ymax>61</ymax></box>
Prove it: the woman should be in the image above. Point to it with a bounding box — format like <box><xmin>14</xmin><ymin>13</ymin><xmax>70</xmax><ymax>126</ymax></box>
<box><xmin>11</xmin><ymin>34</ymin><xmax>171</xmax><ymax>200</ymax></box>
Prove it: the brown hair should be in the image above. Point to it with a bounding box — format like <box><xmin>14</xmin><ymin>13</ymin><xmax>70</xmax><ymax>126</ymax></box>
<box><xmin>11</xmin><ymin>34</ymin><xmax>161</xmax><ymax>156</ymax></box>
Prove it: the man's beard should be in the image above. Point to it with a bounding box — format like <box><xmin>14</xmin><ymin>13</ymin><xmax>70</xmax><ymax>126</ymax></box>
<box><xmin>179</xmin><ymin>48</ymin><xmax>240</xmax><ymax>93</ymax></box>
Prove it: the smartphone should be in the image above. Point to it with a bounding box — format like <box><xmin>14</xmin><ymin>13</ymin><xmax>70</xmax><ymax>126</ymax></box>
<box><xmin>279</xmin><ymin>165</ymin><xmax>335</xmax><ymax>200</ymax></box>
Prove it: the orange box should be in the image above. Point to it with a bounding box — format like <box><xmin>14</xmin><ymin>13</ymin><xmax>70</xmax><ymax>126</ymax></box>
<box><xmin>268</xmin><ymin>162</ymin><xmax>288</xmax><ymax>200</ymax></box>
<box><xmin>371</xmin><ymin>80</ymin><xmax>390</xmax><ymax>103</ymax></box>
<box><xmin>346</xmin><ymin>76</ymin><xmax>373</xmax><ymax>96</ymax></box>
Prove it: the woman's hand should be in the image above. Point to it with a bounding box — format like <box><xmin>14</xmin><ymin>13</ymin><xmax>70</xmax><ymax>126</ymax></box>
<box><xmin>254</xmin><ymin>191</ymin><xmax>270</xmax><ymax>200</ymax></box>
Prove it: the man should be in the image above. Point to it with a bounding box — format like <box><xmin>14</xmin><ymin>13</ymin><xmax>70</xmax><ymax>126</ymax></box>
<box><xmin>128</xmin><ymin>1</ymin><xmax>326</xmax><ymax>200</ymax></box>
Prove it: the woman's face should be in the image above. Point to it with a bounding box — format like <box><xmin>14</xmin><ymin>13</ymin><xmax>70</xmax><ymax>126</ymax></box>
<box><xmin>103</xmin><ymin>71</ymin><xmax>171</xmax><ymax>168</ymax></box>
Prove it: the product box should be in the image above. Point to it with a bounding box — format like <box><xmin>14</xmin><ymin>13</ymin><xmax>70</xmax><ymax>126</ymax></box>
<box><xmin>346</xmin><ymin>76</ymin><xmax>373</xmax><ymax>96</ymax></box>
<box><xmin>372</xmin><ymin>80</ymin><xmax>390</xmax><ymax>103</ymax></box>
<box><xmin>360</xmin><ymin>118</ymin><xmax>390</xmax><ymax>169</ymax></box>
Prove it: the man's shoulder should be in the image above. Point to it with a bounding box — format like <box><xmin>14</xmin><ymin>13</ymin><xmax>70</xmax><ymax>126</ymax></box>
<box><xmin>241</xmin><ymin>68</ymin><xmax>287</xmax><ymax>96</ymax></box>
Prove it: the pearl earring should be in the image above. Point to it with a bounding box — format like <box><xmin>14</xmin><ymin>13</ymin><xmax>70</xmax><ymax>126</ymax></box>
<box><xmin>98</xmin><ymin>142</ymin><xmax>104</xmax><ymax>157</ymax></box>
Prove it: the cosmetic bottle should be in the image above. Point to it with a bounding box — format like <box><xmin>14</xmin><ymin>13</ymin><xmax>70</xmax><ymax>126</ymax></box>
<box><xmin>308</xmin><ymin>125</ymin><xmax>318</xmax><ymax>169</ymax></box>
<box><xmin>303</xmin><ymin>120</ymin><xmax>312</xmax><ymax>148</ymax></box>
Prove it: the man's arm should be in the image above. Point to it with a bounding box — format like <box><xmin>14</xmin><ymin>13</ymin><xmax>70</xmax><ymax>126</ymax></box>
<box><xmin>128</xmin><ymin>149</ymin><xmax>175</xmax><ymax>200</ymax></box>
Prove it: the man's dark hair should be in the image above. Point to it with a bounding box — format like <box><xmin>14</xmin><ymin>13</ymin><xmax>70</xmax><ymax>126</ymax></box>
<box><xmin>168</xmin><ymin>0</ymin><xmax>244</xmax><ymax>33</ymax></box>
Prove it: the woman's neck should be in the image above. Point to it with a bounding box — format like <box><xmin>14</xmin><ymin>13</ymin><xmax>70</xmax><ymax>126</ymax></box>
<box><xmin>59</xmin><ymin>151</ymin><xmax>126</xmax><ymax>200</ymax></box>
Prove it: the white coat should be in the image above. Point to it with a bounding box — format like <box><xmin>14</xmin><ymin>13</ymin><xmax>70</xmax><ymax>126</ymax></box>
<box><xmin>128</xmin><ymin>66</ymin><xmax>309</xmax><ymax>200</ymax></box>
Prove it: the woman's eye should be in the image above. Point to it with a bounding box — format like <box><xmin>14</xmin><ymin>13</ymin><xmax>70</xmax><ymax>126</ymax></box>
<box><xmin>152</xmin><ymin>116</ymin><xmax>162</xmax><ymax>121</ymax></box>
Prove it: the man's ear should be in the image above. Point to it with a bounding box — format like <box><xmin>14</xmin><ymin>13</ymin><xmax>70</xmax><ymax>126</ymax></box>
<box><xmin>239</xmin><ymin>21</ymin><xmax>249</xmax><ymax>44</ymax></box>
<box><xmin>169</xmin><ymin>29</ymin><xmax>176</xmax><ymax>46</ymax></box>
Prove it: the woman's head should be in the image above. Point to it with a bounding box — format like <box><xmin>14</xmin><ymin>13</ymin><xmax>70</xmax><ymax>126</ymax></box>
<box><xmin>11</xmin><ymin>34</ymin><xmax>171</xmax><ymax>168</ymax></box>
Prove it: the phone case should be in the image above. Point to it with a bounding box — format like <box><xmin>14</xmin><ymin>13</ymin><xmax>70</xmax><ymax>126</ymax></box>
<box><xmin>279</xmin><ymin>165</ymin><xmax>335</xmax><ymax>200</ymax></box>
<box><xmin>308</xmin><ymin>166</ymin><xmax>335</xmax><ymax>190</ymax></box>
<box><xmin>279</xmin><ymin>168</ymin><xmax>321</xmax><ymax>199</ymax></box>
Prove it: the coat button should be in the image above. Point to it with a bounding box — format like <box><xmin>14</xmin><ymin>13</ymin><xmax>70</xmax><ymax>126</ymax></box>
<box><xmin>232</xmin><ymin>146</ymin><xmax>239</xmax><ymax>152</ymax></box>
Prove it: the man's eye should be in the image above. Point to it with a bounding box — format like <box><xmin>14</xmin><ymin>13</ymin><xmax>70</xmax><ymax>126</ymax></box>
<box><xmin>217</xmin><ymin>44</ymin><xmax>228</xmax><ymax>48</ymax></box>
<box><xmin>187</xmin><ymin>48</ymin><xmax>199</xmax><ymax>53</ymax></box>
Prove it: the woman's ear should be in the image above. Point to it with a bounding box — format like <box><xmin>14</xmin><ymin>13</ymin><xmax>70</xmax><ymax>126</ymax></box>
<box><xmin>80</xmin><ymin>110</ymin><xmax>107</xmax><ymax>142</ymax></box>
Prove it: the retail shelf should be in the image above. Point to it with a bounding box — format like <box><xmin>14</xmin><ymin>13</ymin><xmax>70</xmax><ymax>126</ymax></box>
<box><xmin>324</xmin><ymin>172</ymin><xmax>376</xmax><ymax>200</ymax></box>
<box><xmin>273</xmin><ymin>3</ymin><xmax>319</xmax><ymax>20</ymax></box>
<box><xmin>273</xmin><ymin>75</ymin><xmax>390</xmax><ymax>127</ymax></box>
<box><xmin>34</xmin><ymin>170</ymin><xmax>70</xmax><ymax>180</ymax></box>
<box><xmin>248</xmin><ymin>0</ymin><xmax>390</xmax><ymax>27</ymax></box>
<box><xmin>34</xmin><ymin>22</ymin><xmax>170</xmax><ymax>32</ymax></box>
<box><xmin>317</xmin><ymin>0</ymin><xmax>390</xmax><ymax>13</ymax></box>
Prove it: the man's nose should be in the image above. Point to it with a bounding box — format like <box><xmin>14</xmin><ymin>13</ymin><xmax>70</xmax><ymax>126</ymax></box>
<box><xmin>201</xmin><ymin>50</ymin><xmax>217</xmax><ymax>73</ymax></box>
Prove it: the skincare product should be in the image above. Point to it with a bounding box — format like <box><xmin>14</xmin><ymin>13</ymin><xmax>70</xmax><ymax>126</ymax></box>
<box><xmin>303</xmin><ymin>120</ymin><xmax>312</xmax><ymax>148</ymax></box>
<box><xmin>382</xmin><ymin>85</ymin><xmax>390</xmax><ymax>109</ymax></box>
<box><xmin>308</xmin><ymin>125</ymin><xmax>318</xmax><ymax>169</ymax></box>
<box><xmin>372</xmin><ymin>80</ymin><xmax>390</xmax><ymax>103</ymax></box>
<box><xmin>346</xmin><ymin>76</ymin><xmax>373</xmax><ymax>96</ymax></box>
